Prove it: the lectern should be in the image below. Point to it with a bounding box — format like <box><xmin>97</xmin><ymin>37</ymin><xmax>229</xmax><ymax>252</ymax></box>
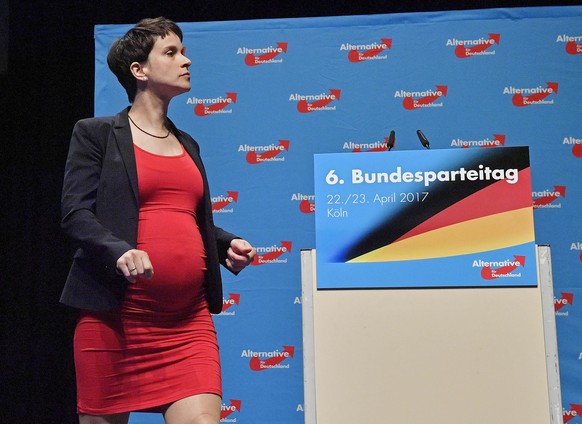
<box><xmin>301</xmin><ymin>246</ymin><xmax>561</xmax><ymax>424</ymax></box>
<box><xmin>303</xmin><ymin>147</ymin><xmax>562</xmax><ymax>424</ymax></box>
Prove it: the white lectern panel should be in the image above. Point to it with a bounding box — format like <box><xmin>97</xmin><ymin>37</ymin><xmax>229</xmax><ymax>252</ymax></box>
<box><xmin>301</xmin><ymin>246</ymin><xmax>561</xmax><ymax>424</ymax></box>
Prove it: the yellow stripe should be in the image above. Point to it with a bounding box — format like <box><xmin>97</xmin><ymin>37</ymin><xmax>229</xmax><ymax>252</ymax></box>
<box><xmin>348</xmin><ymin>207</ymin><xmax>535</xmax><ymax>263</ymax></box>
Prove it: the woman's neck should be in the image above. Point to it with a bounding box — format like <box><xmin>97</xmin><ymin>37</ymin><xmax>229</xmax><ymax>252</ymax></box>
<box><xmin>130</xmin><ymin>92</ymin><xmax>170</xmax><ymax>129</ymax></box>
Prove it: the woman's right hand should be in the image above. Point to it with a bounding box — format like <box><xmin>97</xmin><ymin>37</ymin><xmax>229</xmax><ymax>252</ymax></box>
<box><xmin>116</xmin><ymin>249</ymin><xmax>154</xmax><ymax>283</ymax></box>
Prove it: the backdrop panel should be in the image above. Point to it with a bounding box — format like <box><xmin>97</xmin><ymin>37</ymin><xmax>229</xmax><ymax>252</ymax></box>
<box><xmin>94</xmin><ymin>6</ymin><xmax>582</xmax><ymax>423</ymax></box>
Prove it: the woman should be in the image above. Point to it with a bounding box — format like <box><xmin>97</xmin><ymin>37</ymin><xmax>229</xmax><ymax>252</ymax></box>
<box><xmin>61</xmin><ymin>17</ymin><xmax>255</xmax><ymax>424</ymax></box>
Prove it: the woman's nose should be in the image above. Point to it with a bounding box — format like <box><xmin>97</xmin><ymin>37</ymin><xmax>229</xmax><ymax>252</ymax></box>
<box><xmin>182</xmin><ymin>54</ymin><xmax>192</xmax><ymax>68</ymax></box>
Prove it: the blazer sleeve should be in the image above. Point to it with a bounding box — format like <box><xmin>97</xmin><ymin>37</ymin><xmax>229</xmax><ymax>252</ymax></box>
<box><xmin>61</xmin><ymin>118</ymin><xmax>133</xmax><ymax>270</ymax></box>
<box><xmin>214</xmin><ymin>226</ymin><xmax>241</xmax><ymax>267</ymax></box>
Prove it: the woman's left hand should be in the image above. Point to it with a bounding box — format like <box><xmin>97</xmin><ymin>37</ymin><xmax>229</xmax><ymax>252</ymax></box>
<box><xmin>226</xmin><ymin>239</ymin><xmax>256</xmax><ymax>272</ymax></box>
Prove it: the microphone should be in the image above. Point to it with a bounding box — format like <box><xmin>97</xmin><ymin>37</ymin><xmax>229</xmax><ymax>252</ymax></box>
<box><xmin>387</xmin><ymin>130</ymin><xmax>395</xmax><ymax>151</ymax></box>
<box><xmin>417</xmin><ymin>130</ymin><xmax>430</xmax><ymax>149</ymax></box>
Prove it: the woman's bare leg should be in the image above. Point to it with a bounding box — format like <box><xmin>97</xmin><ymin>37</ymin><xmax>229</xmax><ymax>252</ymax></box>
<box><xmin>79</xmin><ymin>412</ymin><xmax>130</xmax><ymax>424</ymax></box>
<box><xmin>163</xmin><ymin>393</ymin><xmax>221</xmax><ymax>424</ymax></box>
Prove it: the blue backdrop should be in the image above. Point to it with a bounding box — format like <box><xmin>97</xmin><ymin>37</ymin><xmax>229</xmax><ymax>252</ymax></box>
<box><xmin>94</xmin><ymin>6</ymin><xmax>582</xmax><ymax>423</ymax></box>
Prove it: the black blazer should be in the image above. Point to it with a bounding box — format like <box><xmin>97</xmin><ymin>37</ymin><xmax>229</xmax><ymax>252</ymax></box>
<box><xmin>60</xmin><ymin>107</ymin><xmax>237</xmax><ymax>314</ymax></box>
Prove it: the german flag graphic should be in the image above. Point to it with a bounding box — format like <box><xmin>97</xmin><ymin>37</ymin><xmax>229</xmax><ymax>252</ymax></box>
<box><xmin>338</xmin><ymin>147</ymin><xmax>533</xmax><ymax>263</ymax></box>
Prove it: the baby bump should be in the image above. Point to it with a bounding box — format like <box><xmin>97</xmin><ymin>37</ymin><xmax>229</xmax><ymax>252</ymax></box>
<box><xmin>124</xmin><ymin>210</ymin><xmax>207</xmax><ymax>313</ymax></box>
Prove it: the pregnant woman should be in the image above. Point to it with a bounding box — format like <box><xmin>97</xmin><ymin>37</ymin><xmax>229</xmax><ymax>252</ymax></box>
<box><xmin>60</xmin><ymin>17</ymin><xmax>255</xmax><ymax>424</ymax></box>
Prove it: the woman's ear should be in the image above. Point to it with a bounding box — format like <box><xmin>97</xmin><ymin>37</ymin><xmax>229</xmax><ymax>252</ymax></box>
<box><xmin>130</xmin><ymin>61</ymin><xmax>148</xmax><ymax>82</ymax></box>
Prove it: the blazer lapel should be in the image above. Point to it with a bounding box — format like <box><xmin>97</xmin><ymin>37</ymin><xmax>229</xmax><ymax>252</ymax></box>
<box><xmin>180</xmin><ymin>135</ymin><xmax>209</xmax><ymax>183</ymax></box>
<box><xmin>113</xmin><ymin>107</ymin><xmax>139</xmax><ymax>205</ymax></box>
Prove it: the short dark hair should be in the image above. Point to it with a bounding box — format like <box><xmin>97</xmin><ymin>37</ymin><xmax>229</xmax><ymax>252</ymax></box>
<box><xmin>107</xmin><ymin>17</ymin><xmax>183</xmax><ymax>102</ymax></box>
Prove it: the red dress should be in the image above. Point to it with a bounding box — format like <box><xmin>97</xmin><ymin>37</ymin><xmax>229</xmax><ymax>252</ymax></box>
<box><xmin>74</xmin><ymin>144</ymin><xmax>221</xmax><ymax>415</ymax></box>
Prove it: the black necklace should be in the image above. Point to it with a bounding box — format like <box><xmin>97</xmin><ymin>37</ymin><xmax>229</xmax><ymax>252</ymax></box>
<box><xmin>128</xmin><ymin>114</ymin><xmax>171</xmax><ymax>139</ymax></box>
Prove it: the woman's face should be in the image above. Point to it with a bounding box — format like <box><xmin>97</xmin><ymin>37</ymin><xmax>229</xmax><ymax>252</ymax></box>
<box><xmin>141</xmin><ymin>32</ymin><xmax>192</xmax><ymax>99</ymax></box>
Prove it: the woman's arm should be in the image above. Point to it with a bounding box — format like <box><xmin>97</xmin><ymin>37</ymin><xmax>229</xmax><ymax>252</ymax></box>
<box><xmin>214</xmin><ymin>227</ymin><xmax>255</xmax><ymax>273</ymax></box>
<box><xmin>61</xmin><ymin>119</ymin><xmax>134</xmax><ymax>270</ymax></box>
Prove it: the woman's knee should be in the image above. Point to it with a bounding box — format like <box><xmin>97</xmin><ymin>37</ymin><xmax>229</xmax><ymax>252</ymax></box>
<box><xmin>163</xmin><ymin>393</ymin><xmax>221</xmax><ymax>424</ymax></box>
<box><xmin>78</xmin><ymin>412</ymin><xmax>130</xmax><ymax>424</ymax></box>
<box><xmin>192</xmin><ymin>412</ymin><xmax>219</xmax><ymax>424</ymax></box>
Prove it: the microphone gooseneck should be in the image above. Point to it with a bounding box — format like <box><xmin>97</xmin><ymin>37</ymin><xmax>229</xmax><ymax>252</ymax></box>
<box><xmin>417</xmin><ymin>130</ymin><xmax>430</xmax><ymax>149</ymax></box>
<box><xmin>387</xmin><ymin>130</ymin><xmax>395</xmax><ymax>151</ymax></box>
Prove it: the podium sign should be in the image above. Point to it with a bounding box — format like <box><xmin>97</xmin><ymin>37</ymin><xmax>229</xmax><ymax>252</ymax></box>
<box><xmin>314</xmin><ymin>146</ymin><xmax>537</xmax><ymax>289</ymax></box>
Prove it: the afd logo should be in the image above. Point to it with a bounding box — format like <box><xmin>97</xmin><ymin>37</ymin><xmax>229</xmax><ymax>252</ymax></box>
<box><xmin>290</xmin><ymin>89</ymin><xmax>341</xmax><ymax>113</ymax></box>
<box><xmin>238</xmin><ymin>42</ymin><xmax>288</xmax><ymax>66</ymax></box>
<box><xmin>532</xmin><ymin>186</ymin><xmax>566</xmax><ymax>209</ymax></box>
<box><xmin>212</xmin><ymin>192</ymin><xmax>238</xmax><ymax>213</ymax></box>
<box><xmin>187</xmin><ymin>93</ymin><xmax>237</xmax><ymax>116</ymax></box>
<box><xmin>291</xmin><ymin>193</ymin><xmax>315</xmax><ymax>214</ymax></box>
<box><xmin>242</xmin><ymin>346</ymin><xmax>295</xmax><ymax>371</ymax></box>
<box><xmin>343</xmin><ymin>138</ymin><xmax>390</xmax><ymax>152</ymax></box>
<box><xmin>563</xmin><ymin>136</ymin><xmax>582</xmax><ymax>158</ymax></box>
<box><xmin>220</xmin><ymin>294</ymin><xmax>240</xmax><ymax>316</ymax></box>
<box><xmin>556</xmin><ymin>34</ymin><xmax>582</xmax><ymax>55</ymax></box>
<box><xmin>341</xmin><ymin>38</ymin><xmax>392</xmax><ymax>62</ymax></box>
<box><xmin>564</xmin><ymin>404</ymin><xmax>582</xmax><ymax>423</ymax></box>
<box><xmin>451</xmin><ymin>134</ymin><xmax>506</xmax><ymax>149</ymax></box>
<box><xmin>251</xmin><ymin>241</ymin><xmax>292</xmax><ymax>265</ymax></box>
<box><xmin>555</xmin><ymin>292</ymin><xmax>574</xmax><ymax>316</ymax></box>
<box><xmin>572</xmin><ymin>242</ymin><xmax>582</xmax><ymax>263</ymax></box>
<box><xmin>504</xmin><ymin>82</ymin><xmax>558</xmax><ymax>107</ymax></box>
<box><xmin>473</xmin><ymin>256</ymin><xmax>525</xmax><ymax>280</ymax></box>
<box><xmin>220</xmin><ymin>399</ymin><xmax>242</xmax><ymax>422</ymax></box>
<box><xmin>447</xmin><ymin>33</ymin><xmax>500</xmax><ymax>58</ymax></box>
<box><xmin>238</xmin><ymin>140</ymin><xmax>290</xmax><ymax>164</ymax></box>
<box><xmin>395</xmin><ymin>85</ymin><xmax>447</xmax><ymax>110</ymax></box>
